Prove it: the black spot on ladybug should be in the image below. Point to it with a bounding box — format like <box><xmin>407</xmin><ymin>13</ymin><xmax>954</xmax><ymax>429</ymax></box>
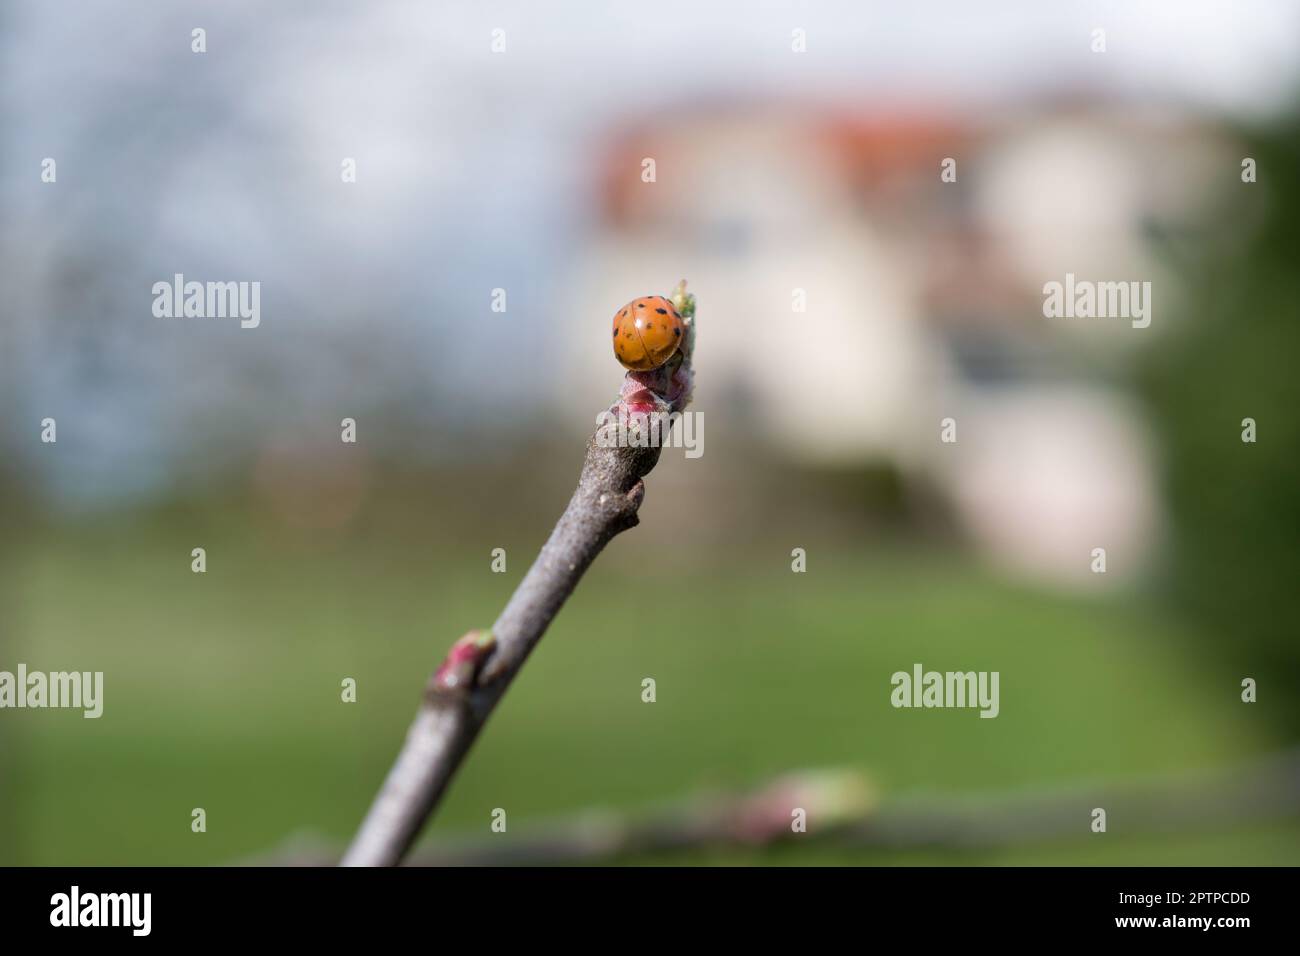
<box><xmin>655</xmin><ymin>308</ymin><xmax>667</xmax><ymax>314</ymax></box>
<box><xmin>636</xmin><ymin>302</ymin><xmax>645</xmax><ymax>308</ymax></box>
<box><xmin>626</xmin><ymin>332</ymin><xmax>633</xmax><ymax>338</ymax></box>
<box><xmin>613</xmin><ymin>328</ymin><xmax>618</xmax><ymax>337</ymax></box>
<box><xmin>673</xmin><ymin>328</ymin><xmax>681</xmax><ymax>336</ymax></box>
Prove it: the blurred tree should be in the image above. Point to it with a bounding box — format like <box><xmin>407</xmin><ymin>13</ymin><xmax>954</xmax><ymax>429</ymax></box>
<box><xmin>1141</xmin><ymin>110</ymin><xmax>1300</xmax><ymax>733</ymax></box>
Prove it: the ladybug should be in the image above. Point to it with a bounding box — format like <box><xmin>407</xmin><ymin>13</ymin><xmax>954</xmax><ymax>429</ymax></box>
<box><xmin>611</xmin><ymin>295</ymin><xmax>685</xmax><ymax>371</ymax></box>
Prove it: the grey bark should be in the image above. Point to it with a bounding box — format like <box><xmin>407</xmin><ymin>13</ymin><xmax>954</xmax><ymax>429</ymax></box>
<box><xmin>341</xmin><ymin>433</ymin><xmax>664</xmax><ymax>866</ymax></box>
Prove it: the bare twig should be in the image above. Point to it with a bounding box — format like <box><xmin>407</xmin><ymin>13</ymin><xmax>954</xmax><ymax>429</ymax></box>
<box><xmin>341</xmin><ymin>282</ymin><xmax>697</xmax><ymax>867</ymax></box>
<box><xmin>401</xmin><ymin>747</ymin><xmax>1300</xmax><ymax>864</ymax></box>
<box><xmin>260</xmin><ymin>748</ymin><xmax>1300</xmax><ymax>866</ymax></box>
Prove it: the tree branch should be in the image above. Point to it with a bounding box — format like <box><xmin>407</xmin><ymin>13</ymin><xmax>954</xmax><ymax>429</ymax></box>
<box><xmin>341</xmin><ymin>282</ymin><xmax>696</xmax><ymax>867</ymax></box>
<box><xmin>400</xmin><ymin>748</ymin><xmax>1300</xmax><ymax>863</ymax></box>
<box><xmin>259</xmin><ymin>748</ymin><xmax>1300</xmax><ymax>866</ymax></box>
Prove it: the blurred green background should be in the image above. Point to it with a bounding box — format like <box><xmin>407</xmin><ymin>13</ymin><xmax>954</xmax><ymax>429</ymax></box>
<box><xmin>5</xmin><ymin>442</ymin><xmax>1297</xmax><ymax>864</ymax></box>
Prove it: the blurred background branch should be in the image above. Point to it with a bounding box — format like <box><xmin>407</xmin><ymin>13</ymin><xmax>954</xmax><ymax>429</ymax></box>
<box><xmin>252</xmin><ymin>749</ymin><xmax>1300</xmax><ymax>866</ymax></box>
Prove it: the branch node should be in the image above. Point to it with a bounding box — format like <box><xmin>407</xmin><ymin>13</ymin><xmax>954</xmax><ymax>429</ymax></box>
<box><xmin>425</xmin><ymin>629</ymin><xmax>497</xmax><ymax>702</ymax></box>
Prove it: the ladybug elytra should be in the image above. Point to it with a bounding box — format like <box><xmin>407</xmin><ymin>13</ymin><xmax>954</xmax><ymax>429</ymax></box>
<box><xmin>611</xmin><ymin>295</ymin><xmax>685</xmax><ymax>371</ymax></box>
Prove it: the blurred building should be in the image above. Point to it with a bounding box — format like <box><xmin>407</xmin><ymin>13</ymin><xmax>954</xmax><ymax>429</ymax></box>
<box><xmin>562</xmin><ymin>103</ymin><xmax>1233</xmax><ymax>588</ymax></box>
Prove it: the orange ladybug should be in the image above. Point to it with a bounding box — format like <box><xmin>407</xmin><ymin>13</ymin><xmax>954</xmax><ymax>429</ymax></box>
<box><xmin>611</xmin><ymin>295</ymin><xmax>685</xmax><ymax>371</ymax></box>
